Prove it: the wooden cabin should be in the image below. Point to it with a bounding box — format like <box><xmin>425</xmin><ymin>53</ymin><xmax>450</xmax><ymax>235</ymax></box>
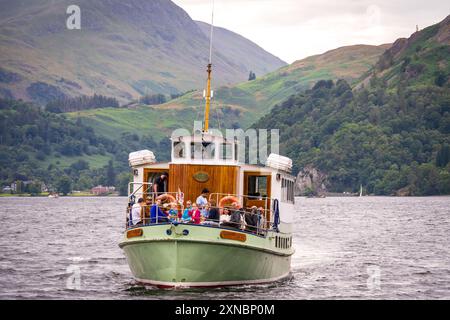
<box><xmin>129</xmin><ymin>131</ymin><xmax>295</xmax><ymax>232</ymax></box>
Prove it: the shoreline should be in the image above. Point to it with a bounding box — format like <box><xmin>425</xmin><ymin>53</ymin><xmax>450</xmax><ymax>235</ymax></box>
<box><xmin>0</xmin><ymin>193</ymin><xmax>121</xmax><ymax>198</ymax></box>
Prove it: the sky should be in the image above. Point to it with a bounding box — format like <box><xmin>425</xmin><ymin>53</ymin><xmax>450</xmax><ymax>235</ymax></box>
<box><xmin>172</xmin><ymin>0</ymin><xmax>449</xmax><ymax>63</ymax></box>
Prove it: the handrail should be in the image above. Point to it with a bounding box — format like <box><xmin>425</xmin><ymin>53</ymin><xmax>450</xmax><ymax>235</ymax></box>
<box><xmin>125</xmin><ymin>185</ymin><xmax>277</xmax><ymax>235</ymax></box>
<box><xmin>126</xmin><ymin>204</ymin><xmax>273</xmax><ymax>236</ymax></box>
<box><xmin>128</xmin><ymin>182</ymin><xmax>154</xmax><ymax>199</ymax></box>
<box><xmin>209</xmin><ymin>193</ymin><xmax>273</xmax><ymax>229</ymax></box>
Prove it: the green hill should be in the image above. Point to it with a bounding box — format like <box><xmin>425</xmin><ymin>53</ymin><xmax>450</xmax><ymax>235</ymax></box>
<box><xmin>253</xmin><ymin>15</ymin><xmax>450</xmax><ymax>196</ymax></box>
<box><xmin>0</xmin><ymin>98</ymin><xmax>175</xmax><ymax>194</ymax></box>
<box><xmin>160</xmin><ymin>43</ymin><xmax>390</xmax><ymax>127</ymax></box>
<box><xmin>0</xmin><ymin>0</ymin><xmax>286</xmax><ymax>104</ymax></box>
<box><xmin>67</xmin><ymin>43</ymin><xmax>389</xmax><ymax>140</ymax></box>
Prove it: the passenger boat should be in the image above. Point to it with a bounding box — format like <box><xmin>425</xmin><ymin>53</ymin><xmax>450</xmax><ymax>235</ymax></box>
<box><xmin>119</xmin><ymin>15</ymin><xmax>295</xmax><ymax>288</ymax></box>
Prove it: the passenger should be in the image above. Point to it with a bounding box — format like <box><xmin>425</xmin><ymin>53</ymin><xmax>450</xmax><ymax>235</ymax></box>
<box><xmin>150</xmin><ymin>199</ymin><xmax>168</xmax><ymax>224</ymax></box>
<box><xmin>207</xmin><ymin>200</ymin><xmax>220</xmax><ymax>223</ymax></box>
<box><xmin>257</xmin><ymin>207</ymin><xmax>267</xmax><ymax>235</ymax></box>
<box><xmin>131</xmin><ymin>198</ymin><xmax>145</xmax><ymax>226</ymax></box>
<box><xmin>202</xmin><ymin>203</ymin><xmax>210</xmax><ymax>219</ymax></box>
<box><xmin>245</xmin><ymin>206</ymin><xmax>259</xmax><ymax>233</ymax></box>
<box><xmin>143</xmin><ymin>198</ymin><xmax>153</xmax><ymax>224</ymax></box>
<box><xmin>181</xmin><ymin>200</ymin><xmax>193</xmax><ymax>223</ymax></box>
<box><xmin>168</xmin><ymin>203</ymin><xmax>179</xmax><ymax>222</ymax></box>
<box><xmin>220</xmin><ymin>207</ymin><xmax>232</xmax><ymax>227</ymax></box>
<box><xmin>189</xmin><ymin>203</ymin><xmax>202</xmax><ymax>225</ymax></box>
<box><xmin>196</xmin><ymin>188</ymin><xmax>210</xmax><ymax>215</ymax></box>
<box><xmin>229</xmin><ymin>202</ymin><xmax>247</xmax><ymax>231</ymax></box>
<box><xmin>126</xmin><ymin>202</ymin><xmax>133</xmax><ymax>226</ymax></box>
<box><xmin>153</xmin><ymin>172</ymin><xmax>168</xmax><ymax>196</ymax></box>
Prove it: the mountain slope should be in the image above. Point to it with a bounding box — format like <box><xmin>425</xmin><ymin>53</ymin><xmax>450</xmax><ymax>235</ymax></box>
<box><xmin>65</xmin><ymin>43</ymin><xmax>389</xmax><ymax>143</ymax></box>
<box><xmin>362</xmin><ymin>15</ymin><xmax>450</xmax><ymax>89</ymax></box>
<box><xmin>253</xmin><ymin>15</ymin><xmax>450</xmax><ymax>196</ymax></box>
<box><xmin>162</xmin><ymin>44</ymin><xmax>390</xmax><ymax>127</ymax></box>
<box><xmin>0</xmin><ymin>0</ymin><xmax>285</xmax><ymax>104</ymax></box>
<box><xmin>195</xmin><ymin>21</ymin><xmax>286</xmax><ymax>78</ymax></box>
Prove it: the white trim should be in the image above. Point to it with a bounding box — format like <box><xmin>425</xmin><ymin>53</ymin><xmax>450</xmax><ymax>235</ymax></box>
<box><xmin>135</xmin><ymin>272</ymin><xmax>291</xmax><ymax>288</ymax></box>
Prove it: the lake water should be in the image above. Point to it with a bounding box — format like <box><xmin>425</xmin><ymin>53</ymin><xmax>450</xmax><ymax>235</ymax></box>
<box><xmin>0</xmin><ymin>196</ymin><xmax>449</xmax><ymax>300</ymax></box>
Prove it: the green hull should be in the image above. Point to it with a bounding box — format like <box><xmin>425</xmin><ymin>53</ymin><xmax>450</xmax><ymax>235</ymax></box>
<box><xmin>119</xmin><ymin>224</ymin><xmax>293</xmax><ymax>288</ymax></box>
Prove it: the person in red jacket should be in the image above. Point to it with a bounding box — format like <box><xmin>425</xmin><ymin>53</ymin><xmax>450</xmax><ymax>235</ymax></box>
<box><xmin>189</xmin><ymin>203</ymin><xmax>202</xmax><ymax>225</ymax></box>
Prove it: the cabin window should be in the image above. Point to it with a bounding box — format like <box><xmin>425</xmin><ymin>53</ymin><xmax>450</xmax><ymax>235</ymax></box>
<box><xmin>247</xmin><ymin>176</ymin><xmax>268</xmax><ymax>198</ymax></box>
<box><xmin>220</xmin><ymin>143</ymin><xmax>233</xmax><ymax>160</ymax></box>
<box><xmin>234</xmin><ymin>143</ymin><xmax>238</xmax><ymax>161</ymax></box>
<box><xmin>282</xmin><ymin>178</ymin><xmax>294</xmax><ymax>203</ymax></box>
<box><xmin>191</xmin><ymin>142</ymin><xmax>215</xmax><ymax>160</ymax></box>
<box><xmin>173</xmin><ymin>142</ymin><xmax>185</xmax><ymax>159</ymax></box>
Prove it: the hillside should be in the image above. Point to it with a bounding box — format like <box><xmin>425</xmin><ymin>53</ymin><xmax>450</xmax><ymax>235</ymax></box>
<box><xmin>253</xmin><ymin>15</ymin><xmax>450</xmax><ymax>196</ymax></box>
<box><xmin>0</xmin><ymin>98</ymin><xmax>174</xmax><ymax>194</ymax></box>
<box><xmin>0</xmin><ymin>0</ymin><xmax>286</xmax><ymax>104</ymax></box>
<box><xmin>195</xmin><ymin>21</ymin><xmax>286</xmax><ymax>77</ymax></box>
<box><xmin>161</xmin><ymin>44</ymin><xmax>390</xmax><ymax>127</ymax></box>
<box><xmin>68</xmin><ymin>43</ymin><xmax>389</xmax><ymax>141</ymax></box>
<box><xmin>362</xmin><ymin>15</ymin><xmax>450</xmax><ymax>89</ymax></box>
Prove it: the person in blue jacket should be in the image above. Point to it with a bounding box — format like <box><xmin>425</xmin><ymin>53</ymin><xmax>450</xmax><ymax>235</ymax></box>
<box><xmin>150</xmin><ymin>199</ymin><xmax>168</xmax><ymax>224</ymax></box>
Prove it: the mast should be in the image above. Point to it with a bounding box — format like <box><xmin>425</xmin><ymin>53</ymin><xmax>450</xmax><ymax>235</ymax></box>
<box><xmin>204</xmin><ymin>63</ymin><xmax>212</xmax><ymax>133</ymax></box>
<box><xmin>203</xmin><ymin>0</ymin><xmax>215</xmax><ymax>133</ymax></box>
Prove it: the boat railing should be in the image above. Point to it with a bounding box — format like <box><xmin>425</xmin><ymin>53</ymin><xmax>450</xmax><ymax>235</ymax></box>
<box><xmin>127</xmin><ymin>182</ymin><xmax>184</xmax><ymax>202</ymax></box>
<box><xmin>125</xmin><ymin>186</ymin><xmax>278</xmax><ymax>235</ymax></box>
<box><xmin>208</xmin><ymin>193</ymin><xmax>273</xmax><ymax>227</ymax></box>
<box><xmin>126</xmin><ymin>203</ymin><xmax>276</xmax><ymax>236</ymax></box>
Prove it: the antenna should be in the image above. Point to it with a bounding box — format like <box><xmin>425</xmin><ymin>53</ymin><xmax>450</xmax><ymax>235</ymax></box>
<box><xmin>203</xmin><ymin>0</ymin><xmax>215</xmax><ymax>133</ymax></box>
<box><xmin>209</xmin><ymin>0</ymin><xmax>215</xmax><ymax>64</ymax></box>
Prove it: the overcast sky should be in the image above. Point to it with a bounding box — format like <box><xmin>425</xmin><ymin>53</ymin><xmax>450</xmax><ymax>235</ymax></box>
<box><xmin>172</xmin><ymin>0</ymin><xmax>449</xmax><ymax>63</ymax></box>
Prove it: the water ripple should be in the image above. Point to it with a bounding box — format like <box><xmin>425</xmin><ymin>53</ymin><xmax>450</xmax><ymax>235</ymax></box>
<box><xmin>0</xmin><ymin>196</ymin><xmax>449</xmax><ymax>299</ymax></box>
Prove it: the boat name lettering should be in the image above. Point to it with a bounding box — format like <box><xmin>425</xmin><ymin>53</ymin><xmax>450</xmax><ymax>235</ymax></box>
<box><xmin>220</xmin><ymin>230</ymin><xmax>247</xmax><ymax>242</ymax></box>
<box><xmin>127</xmin><ymin>229</ymin><xmax>143</xmax><ymax>239</ymax></box>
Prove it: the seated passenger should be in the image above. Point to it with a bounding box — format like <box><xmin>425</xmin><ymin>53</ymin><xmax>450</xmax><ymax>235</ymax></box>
<box><xmin>245</xmin><ymin>206</ymin><xmax>259</xmax><ymax>233</ymax></box>
<box><xmin>229</xmin><ymin>202</ymin><xmax>247</xmax><ymax>230</ymax></box>
<box><xmin>189</xmin><ymin>203</ymin><xmax>202</xmax><ymax>225</ymax></box>
<box><xmin>220</xmin><ymin>207</ymin><xmax>232</xmax><ymax>226</ymax></box>
<box><xmin>201</xmin><ymin>204</ymin><xmax>210</xmax><ymax>219</ymax></box>
<box><xmin>150</xmin><ymin>199</ymin><xmax>168</xmax><ymax>224</ymax></box>
<box><xmin>168</xmin><ymin>203</ymin><xmax>179</xmax><ymax>222</ymax></box>
<box><xmin>207</xmin><ymin>200</ymin><xmax>220</xmax><ymax>222</ymax></box>
<box><xmin>256</xmin><ymin>207</ymin><xmax>267</xmax><ymax>235</ymax></box>
<box><xmin>181</xmin><ymin>201</ymin><xmax>193</xmax><ymax>223</ymax></box>
<box><xmin>131</xmin><ymin>198</ymin><xmax>145</xmax><ymax>226</ymax></box>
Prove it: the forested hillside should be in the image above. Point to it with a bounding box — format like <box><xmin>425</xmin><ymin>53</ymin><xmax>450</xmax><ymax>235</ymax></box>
<box><xmin>254</xmin><ymin>15</ymin><xmax>450</xmax><ymax>196</ymax></box>
<box><xmin>0</xmin><ymin>99</ymin><xmax>171</xmax><ymax>194</ymax></box>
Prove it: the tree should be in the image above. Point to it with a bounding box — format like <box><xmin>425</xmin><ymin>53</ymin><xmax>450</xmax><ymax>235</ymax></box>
<box><xmin>139</xmin><ymin>94</ymin><xmax>167</xmax><ymax>105</ymax></box>
<box><xmin>436</xmin><ymin>144</ymin><xmax>450</xmax><ymax>168</ymax></box>
<box><xmin>106</xmin><ymin>160</ymin><xmax>116</xmax><ymax>187</ymax></box>
<box><xmin>117</xmin><ymin>172</ymin><xmax>132</xmax><ymax>196</ymax></box>
<box><xmin>248</xmin><ymin>71</ymin><xmax>256</xmax><ymax>81</ymax></box>
<box><xmin>435</xmin><ymin>72</ymin><xmax>448</xmax><ymax>87</ymax></box>
<box><xmin>56</xmin><ymin>175</ymin><xmax>72</xmax><ymax>196</ymax></box>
